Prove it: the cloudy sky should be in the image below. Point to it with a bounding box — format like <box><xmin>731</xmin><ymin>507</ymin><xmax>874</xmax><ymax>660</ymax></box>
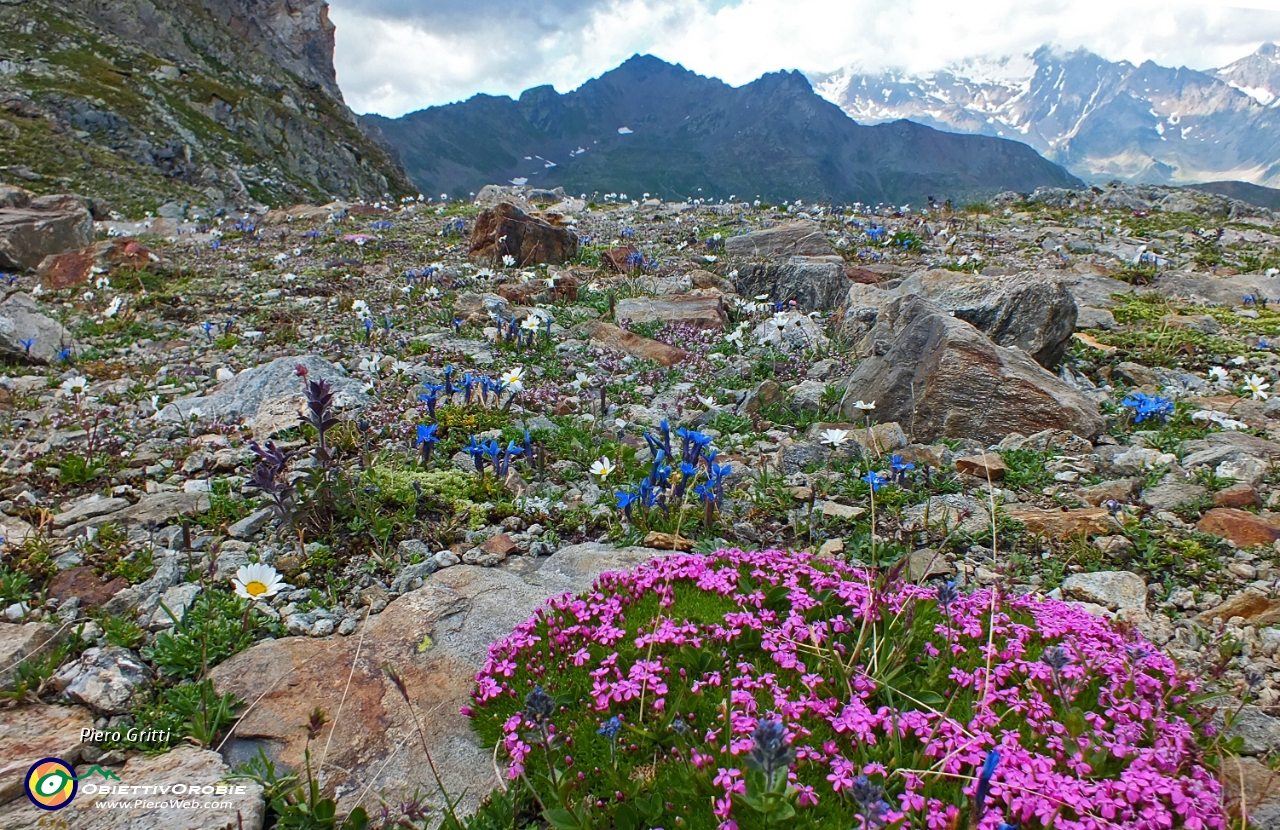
<box><xmin>328</xmin><ymin>0</ymin><xmax>1280</xmax><ymax>117</ymax></box>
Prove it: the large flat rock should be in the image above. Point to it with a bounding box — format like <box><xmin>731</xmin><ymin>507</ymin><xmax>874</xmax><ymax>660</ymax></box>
<box><xmin>0</xmin><ymin>704</ymin><xmax>95</xmax><ymax>805</ymax></box>
<box><xmin>209</xmin><ymin>543</ymin><xmax>660</xmax><ymax>817</ymax></box>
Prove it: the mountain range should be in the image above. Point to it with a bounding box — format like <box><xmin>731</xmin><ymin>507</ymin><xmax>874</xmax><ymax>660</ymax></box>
<box><xmin>809</xmin><ymin>44</ymin><xmax>1280</xmax><ymax>188</ymax></box>
<box><xmin>365</xmin><ymin>55</ymin><xmax>1082</xmax><ymax>206</ymax></box>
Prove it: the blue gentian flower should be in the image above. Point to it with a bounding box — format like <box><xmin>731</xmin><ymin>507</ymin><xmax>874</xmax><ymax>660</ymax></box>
<box><xmin>1120</xmin><ymin>392</ymin><xmax>1174</xmax><ymax>424</ymax></box>
<box><xmin>862</xmin><ymin>470</ymin><xmax>887</xmax><ymax>492</ymax></box>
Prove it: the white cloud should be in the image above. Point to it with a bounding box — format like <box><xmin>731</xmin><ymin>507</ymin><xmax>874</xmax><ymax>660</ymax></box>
<box><xmin>330</xmin><ymin>0</ymin><xmax>1280</xmax><ymax>116</ymax></box>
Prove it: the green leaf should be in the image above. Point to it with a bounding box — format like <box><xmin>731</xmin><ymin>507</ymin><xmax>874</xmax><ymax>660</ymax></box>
<box><xmin>768</xmin><ymin>801</ymin><xmax>797</xmax><ymax>821</ymax></box>
<box><xmin>544</xmin><ymin>808</ymin><xmax>581</xmax><ymax>830</ymax></box>
<box><xmin>313</xmin><ymin>798</ymin><xmax>336</xmax><ymax>823</ymax></box>
<box><xmin>613</xmin><ymin>802</ymin><xmax>641</xmax><ymax>830</ymax></box>
<box><xmin>342</xmin><ymin>807</ymin><xmax>369</xmax><ymax>830</ymax></box>
<box><xmin>1064</xmin><ymin>707</ymin><xmax>1087</xmax><ymax>739</ymax></box>
<box><xmin>912</xmin><ymin>691</ymin><xmax>945</xmax><ymax>708</ymax></box>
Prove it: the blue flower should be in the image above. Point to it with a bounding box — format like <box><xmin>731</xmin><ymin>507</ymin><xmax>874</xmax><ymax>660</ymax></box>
<box><xmin>862</xmin><ymin>470</ymin><xmax>887</xmax><ymax>492</ymax></box>
<box><xmin>889</xmin><ymin>454</ymin><xmax>915</xmax><ymax>473</ymax></box>
<box><xmin>596</xmin><ymin>716</ymin><xmax>622</xmax><ymax>739</ymax></box>
<box><xmin>616</xmin><ymin>490</ymin><xmax>639</xmax><ymax>514</ymax></box>
<box><xmin>19</xmin><ymin>338</ymin><xmax>34</xmax><ymax>354</ymax></box>
<box><xmin>416</xmin><ymin>424</ymin><xmax>438</xmax><ymax>446</ymax></box>
<box><xmin>975</xmin><ymin>749</ymin><xmax>1000</xmax><ymax>816</ymax></box>
<box><xmin>1120</xmin><ymin>392</ymin><xmax>1174</xmax><ymax>424</ymax></box>
<box><xmin>57</xmin><ymin>348</ymin><xmax>72</xmax><ymax>363</ymax></box>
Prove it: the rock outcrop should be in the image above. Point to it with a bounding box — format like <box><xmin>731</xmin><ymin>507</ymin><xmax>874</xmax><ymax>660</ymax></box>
<box><xmin>0</xmin><ymin>0</ymin><xmax>410</xmax><ymax>214</ymax></box>
<box><xmin>210</xmin><ymin>543</ymin><xmax>661</xmax><ymax>819</ymax></box>
<box><xmin>839</xmin><ymin>296</ymin><xmax>1103</xmax><ymax>443</ymax></box>
<box><xmin>841</xmin><ymin>269</ymin><xmax>1078</xmax><ymax>367</ymax></box>
<box><xmin>735</xmin><ymin>255</ymin><xmax>849</xmax><ymax>311</ymax></box>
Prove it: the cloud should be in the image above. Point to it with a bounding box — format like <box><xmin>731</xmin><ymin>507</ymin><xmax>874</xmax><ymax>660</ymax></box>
<box><xmin>328</xmin><ymin>0</ymin><xmax>1280</xmax><ymax>116</ymax></box>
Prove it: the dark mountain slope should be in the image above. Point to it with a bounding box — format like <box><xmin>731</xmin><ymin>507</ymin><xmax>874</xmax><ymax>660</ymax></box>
<box><xmin>366</xmin><ymin>55</ymin><xmax>1081</xmax><ymax>205</ymax></box>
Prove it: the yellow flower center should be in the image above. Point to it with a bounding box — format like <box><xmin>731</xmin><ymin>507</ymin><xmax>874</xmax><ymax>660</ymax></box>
<box><xmin>244</xmin><ymin>580</ymin><xmax>269</xmax><ymax>597</ymax></box>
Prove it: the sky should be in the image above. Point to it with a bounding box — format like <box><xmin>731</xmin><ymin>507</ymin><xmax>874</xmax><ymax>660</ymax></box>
<box><xmin>327</xmin><ymin>0</ymin><xmax>1280</xmax><ymax>117</ymax></box>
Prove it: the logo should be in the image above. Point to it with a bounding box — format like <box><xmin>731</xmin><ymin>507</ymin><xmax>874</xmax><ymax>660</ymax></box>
<box><xmin>25</xmin><ymin>758</ymin><xmax>77</xmax><ymax>811</ymax></box>
<box><xmin>24</xmin><ymin>760</ymin><xmax>119</xmax><ymax>811</ymax></box>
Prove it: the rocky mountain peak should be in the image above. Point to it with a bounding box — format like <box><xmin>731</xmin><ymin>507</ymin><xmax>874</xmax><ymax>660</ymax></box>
<box><xmin>812</xmin><ymin>44</ymin><xmax>1280</xmax><ymax>188</ymax></box>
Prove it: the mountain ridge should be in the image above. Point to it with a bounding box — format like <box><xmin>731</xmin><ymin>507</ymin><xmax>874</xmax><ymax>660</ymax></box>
<box><xmin>364</xmin><ymin>54</ymin><xmax>1083</xmax><ymax>206</ymax></box>
<box><xmin>809</xmin><ymin>44</ymin><xmax>1280</xmax><ymax>188</ymax></box>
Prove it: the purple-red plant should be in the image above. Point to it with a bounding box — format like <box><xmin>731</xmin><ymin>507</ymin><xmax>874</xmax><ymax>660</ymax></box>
<box><xmin>468</xmin><ymin>548</ymin><xmax>1225</xmax><ymax>830</ymax></box>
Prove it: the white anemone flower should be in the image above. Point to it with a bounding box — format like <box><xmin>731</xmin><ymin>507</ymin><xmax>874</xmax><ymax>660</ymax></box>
<box><xmin>233</xmin><ymin>563</ymin><xmax>286</xmax><ymax>600</ymax></box>
<box><xmin>1245</xmin><ymin>374</ymin><xmax>1271</xmax><ymax>400</ymax></box>
<box><xmin>102</xmin><ymin>296</ymin><xmax>123</xmax><ymax>318</ymax></box>
<box><xmin>850</xmin><ymin>400</ymin><xmax>876</xmax><ymax>411</ymax></box>
<box><xmin>352</xmin><ymin>299</ymin><xmax>371</xmax><ymax>320</ymax></box>
<box><xmin>502</xmin><ymin>254</ymin><xmax>517</xmax><ymax>267</ymax></box>
<box><xmin>569</xmin><ymin>372</ymin><xmax>592</xmax><ymax>391</ymax></box>
<box><xmin>589</xmin><ymin>457</ymin><xmax>615</xmax><ymax>480</ymax></box>
<box><xmin>819</xmin><ymin>428</ymin><xmax>851</xmax><ymax>448</ymax></box>
<box><xmin>359</xmin><ymin>353</ymin><xmax>384</xmax><ymax>376</ymax></box>
<box><xmin>1208</xmin><ymin>366</ymin><xmax>1230</xmax><ymax>385</ymax></box>
<box><xmin>520</xmin><ymin>316</ymin><xmax>541</xmax><ymax>333</ymax></box>
<box><xmin>501</xmin><ymin>367</ymin><xmax>526</xmax><ymax>392</ymax></box>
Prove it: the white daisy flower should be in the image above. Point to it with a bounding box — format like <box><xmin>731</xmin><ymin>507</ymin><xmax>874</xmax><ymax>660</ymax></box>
<box><xmin>850</xmin><ymin>400</ymin><xmax>876</xmax><ymax>411</ymax></box>
<box><xmin>232</xmin><ymin>563</ymin><xmax>286</xmax><ymax>600</ymax></box>
<box><xmin>1208</xmin><ymin>366</ymin><xmax>1230</xmax><ymax>385</ymax></box>
<box><xmin>60</xmin><ymin>376</ymin><xmax>89</xmax><ymax>397</ymax></box>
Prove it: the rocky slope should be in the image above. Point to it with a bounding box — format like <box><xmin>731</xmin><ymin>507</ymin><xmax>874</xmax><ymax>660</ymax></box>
<box><xmin>6</xmin><ymin>180</ymin><xmax>1280</xmax><ymax>825</ymax></box>
<box><xmin>365</xmin><ymin>54</ymin><xmax>1082</xmax><ymax>206</ymax></box>
<box><xmin>811</xmin><ymin>44</ymin><xmax>1280</xmax><ymax>189</ymax></box>
<box><xmin>0</xmin><ymin>0</ymin><xmax>412</xmax><ymax>216</ymax></box>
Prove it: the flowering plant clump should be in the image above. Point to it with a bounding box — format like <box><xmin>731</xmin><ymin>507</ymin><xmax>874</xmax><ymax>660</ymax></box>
<box><xmin>469</xmin><ymin>549</ymin><xmax>1224</xmax><ymax>830</ymax></box>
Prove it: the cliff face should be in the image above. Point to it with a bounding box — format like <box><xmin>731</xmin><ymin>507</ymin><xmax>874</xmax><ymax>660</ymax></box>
<box><xmin>0</xmin><ymin>0</ymin><xmax>411</xmax><ymax>215</ymax></box>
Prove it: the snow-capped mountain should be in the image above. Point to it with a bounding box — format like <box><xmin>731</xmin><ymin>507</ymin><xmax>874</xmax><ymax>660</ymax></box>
<box><xmin>809</xmin><ymin>44</ymin><xmax>1280</xmax><ymax>187</ymax></box>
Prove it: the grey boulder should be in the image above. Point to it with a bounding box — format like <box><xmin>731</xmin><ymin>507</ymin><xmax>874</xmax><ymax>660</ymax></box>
<box><xmin>839</xmin><ymin>296</ymin><xmax>1103</xmax><ymax>444</ymax></box>
<box><xmin>735</xmin><ymin>255</ymin><xmax>848</xmax><ymax>311</ymax></box>
<box><xmin>157</xmin><ymin>354</ymin><xmax>368</xmax><ymax>427</ymax></box>
<box><xmin>0</xmin><ymin>192</ymin><xmax>93</xmax><ymax>271</ymax></box>
<box><xmin>0</xmin><ymin>292</ymin><xmax>77</xmax><ymax>364</ymax></box>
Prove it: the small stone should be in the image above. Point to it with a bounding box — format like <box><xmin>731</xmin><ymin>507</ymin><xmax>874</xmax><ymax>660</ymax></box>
<box><xmin>338</xmin><ymin>617</ymin><xmax>359</xmax><ymax>636</ymax></box>
<box><xmin>1004</xmin><ymin>506</ymin><xmax>1115</xmax><ymax>539</ymax></box>
<box><xmin>908</xmin><ymin>549</ymin><xmax>955</xmax><ymax>581</ymax></box>
<box><xmin>954</xmin><ymin>454</ymin><xmax>1007</xmax><ymax>480</ymax></box>
<box><xmin>1061</xmin><ymin>571</ymin><xmax>1147</xmax><ymax>612</ymax></box>
<box><xmin>228</xmin><ymin>507</ymin><xmax>274</xmax><ymax>539</ymax></box>
<box><xmin>64</xmin><ymin>647</ymin><xmax>153</xmax><ymax>715</ymax></box>
<box><xmin>433</xmin><ymin>550</ymin><xmax>461</xmax><ymax>568</ymax></box>
<box><xmin>643</xmin><ymin>531</ymin><xmax>695</xmax><ymax>551</ymax></box>
<box><xmin>480</xmin><ymin>533</ymin><xmax>519</xmax><ymax>558</ymax></box>
<box><xmin>820</xmin><ymin>501</ymin><xmax>866</xmax><ymax>520</ymax></box>
<box><xmin>1215</xmin><ymin>484</ymin><xmax>1261</xmax><ymax>509</ymax></box>
<box><xmin>309</xmin><ymin>618</ymin><xmax>335</xmax><ymax>637</ymax></box>
<box><xmin>816</xmin><ymin>538</ymin><xmax>844</xmax><ymax>558</ymax></box>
